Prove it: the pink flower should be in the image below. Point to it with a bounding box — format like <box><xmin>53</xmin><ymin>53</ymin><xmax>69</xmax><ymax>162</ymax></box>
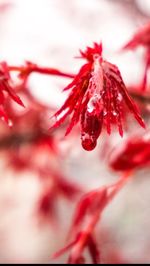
<box><xmin>50</xmin><ymin>43</ymin><xmax>145</xmax><ymax>151</ymax></box>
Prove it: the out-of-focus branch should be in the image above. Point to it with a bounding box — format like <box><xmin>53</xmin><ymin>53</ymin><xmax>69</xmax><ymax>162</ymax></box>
<box><xmin>53</xmin><ymin>171</ymin><xmax>133</xmax><ymax>263</ymax></box>
<box><xmin>0</xmin><ymin>131</ymin><xmax>47</xmax><ymax>149</ymax></box>
<box><xmin>9</xmin><ymin>63</ymin><xmax>75</xmax><ymax>79</ymax></box>
<box><xmin>130</xmin><ymin>90</ymin><xmax>150</xmax><ymax>104</ymax></box>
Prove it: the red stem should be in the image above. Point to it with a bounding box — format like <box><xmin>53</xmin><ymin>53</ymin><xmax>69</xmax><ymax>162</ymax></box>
<box><xmin>9</xmin><ymin>65</ymin><xmax>75</xmax><ymax>79</ymax></box>
<box><xmin>68</xmin><ymin>171</ymin><xmax>133</xmax><ymax>263</ymax></box>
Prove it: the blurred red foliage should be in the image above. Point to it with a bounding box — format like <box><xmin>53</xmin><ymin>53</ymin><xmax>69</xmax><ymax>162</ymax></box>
<box><xmin>0</xmin><ymin>21</ymin><xmax>149</xmax><ymax>264</ymax></box>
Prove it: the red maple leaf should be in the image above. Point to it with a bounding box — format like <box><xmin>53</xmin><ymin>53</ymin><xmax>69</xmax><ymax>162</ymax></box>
<box><xmin>50</xmin><ymin>43</ymin><xmax>145</xmax><ymax>151</ymax></box>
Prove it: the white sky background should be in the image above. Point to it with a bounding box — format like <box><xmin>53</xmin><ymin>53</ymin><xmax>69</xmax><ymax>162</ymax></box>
<box><xmin>0</xmin><ymin>0</ymin><xmax>148</xmax><ymax>107</ymax></box>
<box><xmin>0</xmin><ymin>0</ymin><xmax>150</xmax><ymax>263</ymax></box>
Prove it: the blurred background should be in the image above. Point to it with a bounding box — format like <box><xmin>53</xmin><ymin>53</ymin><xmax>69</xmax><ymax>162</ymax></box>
<box><xmin>0</xmin><ymin>0</ymin><xmax>150</xmax><ymax>263</ymax></box>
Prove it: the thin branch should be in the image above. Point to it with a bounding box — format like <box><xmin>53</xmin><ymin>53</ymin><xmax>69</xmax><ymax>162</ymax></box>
<box><xmin>9</xmin><ymin>64</ymin><xmax>75</xmax><ymax>79</ymax></box>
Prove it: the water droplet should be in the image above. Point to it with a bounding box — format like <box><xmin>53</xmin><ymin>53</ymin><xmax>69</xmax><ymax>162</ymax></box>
<box><xmin>103</xmin><ymin>110</ymin><xmax>107</xmax><ymax>116</ymax></box>
<box><xmin>117</xmin><ymin>93</ymin><xmax>123</xmax><ymax>102</ymax></box>
<box><xmin>81</xmin><ymin>134</ymin><xmax>97</xmax><ymax>151</ymax></box>
<box><xmin>112</xmin><ymin>111</ymin><xmax>117</xmax><ymax>117</ymax></box>
<box><xmin>87</xmin><ymin>95</ymin><xmax>101</xmax><ymax>113</ymax></box>
<box><xmin>87</xmin><ymin>100</ymin><xmax>95</xmax><ymax>113</ymax></box>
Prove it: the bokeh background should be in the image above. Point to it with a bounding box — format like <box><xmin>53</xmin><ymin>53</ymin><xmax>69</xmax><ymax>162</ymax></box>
<box><xmin>0</xmin><ymin>0</ymin><xmax>150</xmax><ymax>263</ymax></box>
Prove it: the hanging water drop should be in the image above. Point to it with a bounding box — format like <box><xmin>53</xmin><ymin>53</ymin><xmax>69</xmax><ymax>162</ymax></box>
<box><xmin>81</xmin><ymin>134</ymin><xmax>97</xmax><ymax>151</ymax></box>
